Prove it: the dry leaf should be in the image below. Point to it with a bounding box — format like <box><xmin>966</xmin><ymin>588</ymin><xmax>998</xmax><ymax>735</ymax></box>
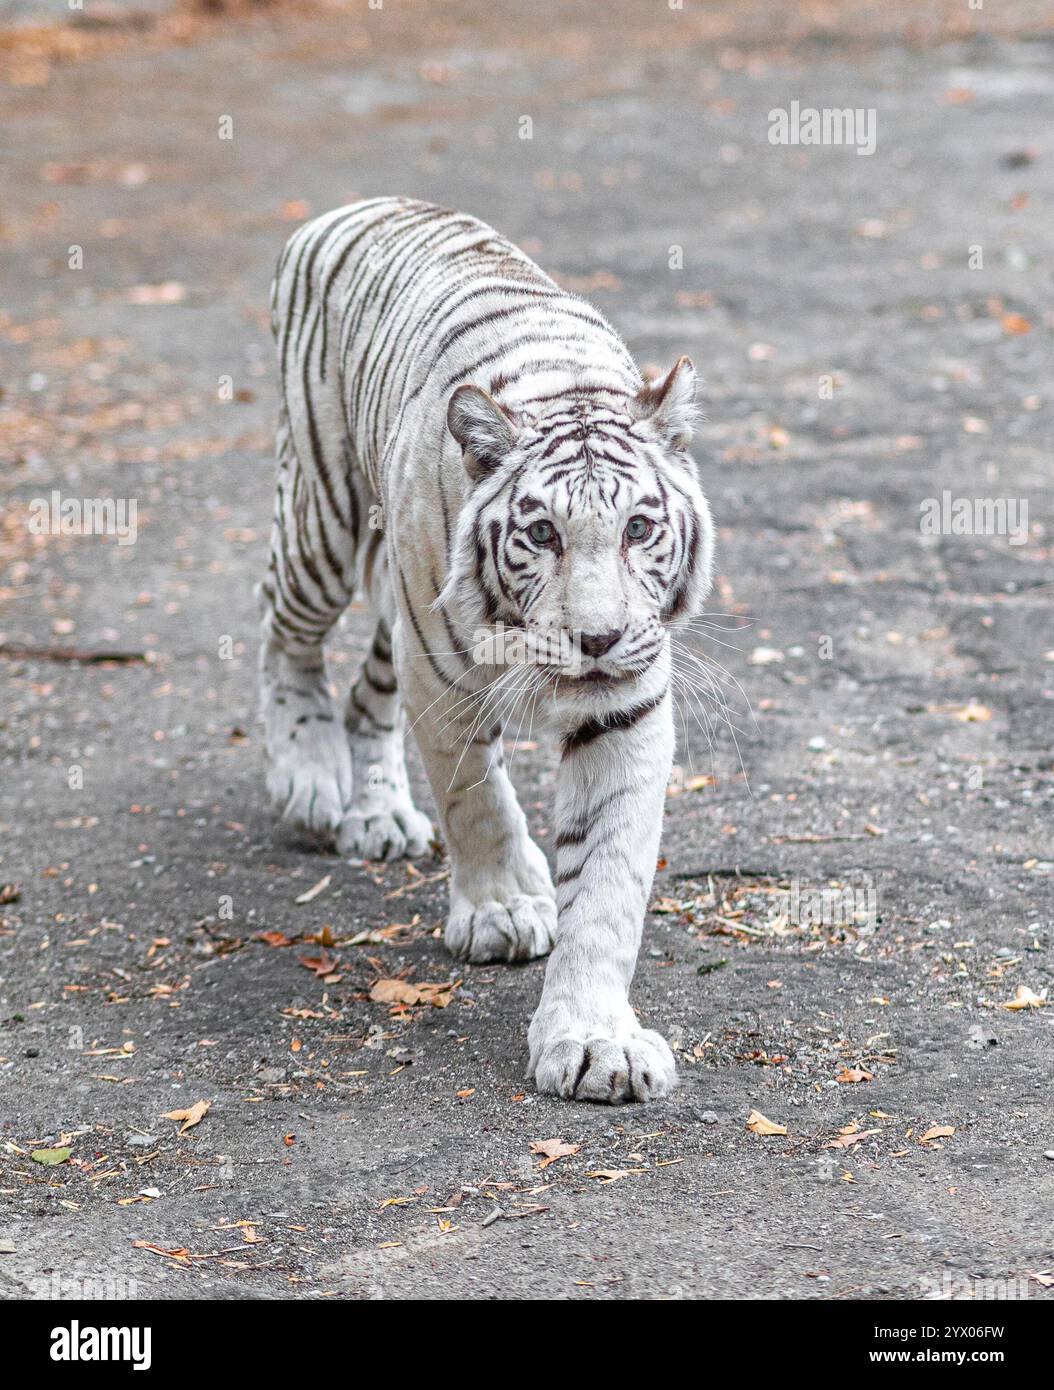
<box><xmin>161</xmin><ymin>1099</ymin><xmax>211</xmax><ymax>1136</ymax></box>
<box><xmin>370</xmin><ymin>978</ymin><xmax>422</xmax><ymax>1006</ymax></box>
<box><xmin>920</xmin><ymin>1125</ymin><xmax>955</xmax><ymax>1143</ymax></box>
<box><xmin>530</xmin><ymin>1138</ymin><xmax>580</xmax><ymax>1169</ymax></box>
<box><xmin>837</xmin><ymin>1067</ymin><xmax>874</xmax><ymax>1084</ymax></box>
<box><xmin>132</xmin><ymin>1241</ymin><xmax>192</xmax><ymax>1262</ymax></box>
<box><xmin>370</xmin><ymin>978</ymin><xmax>457</xmax><ymax>1009</ymax></box>
<box><xmin>824</xmin><ymin>1129</ymin><xmax>880</xmax><ymax>1150</ymax></box>
<box><xmin>1002</xmin><ymin>985</ymin><xmax>1046</xmax><ymax>1011</ymax></box>
<box><xmin>418</xmin><ymin>983</ymin><xmax>455</xmax><ymax>1008</ymax></box>
<box><xmin>746</xmin><ymin>1109</ymin><xmax>787</xmax><ymax>1136</ymax></box>
<box><xmin>299</xmin><ymin>952</ymin><xmax>341</xmax><ymax>981</ymax></box>
<box><xmin>295</xmin><ymin>874</ymin><xmax>331</xmax><ymax>905</ymax></box>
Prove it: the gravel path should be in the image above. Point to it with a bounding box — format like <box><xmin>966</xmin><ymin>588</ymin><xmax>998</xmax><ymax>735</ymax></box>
<box><xmin>1</xmin><ymin>0</ymin><xmax>1051</xmax><ymax>1300</ymax></box>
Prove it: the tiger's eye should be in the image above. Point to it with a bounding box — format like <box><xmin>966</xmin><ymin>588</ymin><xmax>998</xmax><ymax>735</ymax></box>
<box><xmin>625</xmin><ymin>515</ymin><xmax>652</xmax><ymax>541</ymax></box>
<box><xmin>528</xmin><ymin>519</ymin><xmax>556</xmax><ymax>545</ymax></box>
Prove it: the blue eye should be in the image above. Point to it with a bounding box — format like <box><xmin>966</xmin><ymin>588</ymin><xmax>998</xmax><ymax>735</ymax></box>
<box><xmin>528</xmin><ymin>519</ymin><xmax>556</xmax><ymax>545</ymax></box>
<box><xmin>625</xmin><ymin>515</ymin><xmax>653</xmax><ymax>542</ymax></box>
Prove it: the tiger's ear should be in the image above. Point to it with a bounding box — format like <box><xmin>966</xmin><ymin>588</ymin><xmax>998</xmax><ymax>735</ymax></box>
<box><xmin>634</xmin><ymin>355</ymin><xmax>698</xmax><ymax>450</ymax></box>
<box><xmin>448</xmin><ymin>385</ymin><xmax>521</xmax><ymax>481</ymax></box>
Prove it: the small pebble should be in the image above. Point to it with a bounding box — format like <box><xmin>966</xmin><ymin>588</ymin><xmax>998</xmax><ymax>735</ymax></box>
<box><xmin>1044</xmin><ymin>1151</ymin><xmax>1054</xmax><ymax>1161</ymax></box>
<box><xmin>808</xmin><ymin>736</ymin><xmax>827</xmax><ymax>751</ymax></box>
<box><xmin>700</xmin><ymin>1111</ymin><xmax>720</xmax><ymax>1125</ymax></box>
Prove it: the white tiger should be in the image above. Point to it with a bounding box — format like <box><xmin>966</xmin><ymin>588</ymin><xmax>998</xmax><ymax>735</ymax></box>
<box><xmin>258</xmin><ymin>197</ymin><xmax>714</xmax><ymax>1103</ymax></box>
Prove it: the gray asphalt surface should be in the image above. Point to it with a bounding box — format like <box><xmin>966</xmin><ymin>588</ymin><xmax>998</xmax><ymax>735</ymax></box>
<box><xmin>1</xmin><ymin>0</ymin><xmax>1052</xmax><ymax>1300</ymax></box>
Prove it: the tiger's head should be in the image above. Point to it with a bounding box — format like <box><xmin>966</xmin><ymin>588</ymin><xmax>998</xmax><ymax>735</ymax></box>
<box><xmin>439</xmin><ymin>357</ymin><xmax>713</xmax><ymax>699</ymax></box>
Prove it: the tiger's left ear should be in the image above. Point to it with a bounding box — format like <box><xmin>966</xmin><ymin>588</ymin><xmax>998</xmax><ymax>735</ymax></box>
<box><xmin>448</xmin><ymin>384</ymin><xmax>521</xmax><ymax>482</ymax></box>
<box><xmin>634</xmin><ymin>355</ymin><xmax>698</xmax><ymax>450</ymax></box>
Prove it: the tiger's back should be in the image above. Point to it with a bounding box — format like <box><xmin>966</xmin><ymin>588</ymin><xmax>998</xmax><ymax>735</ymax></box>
<box><xmin>272</xmin><ymin>196</ymin><xmax>642</xmax><ymax>511</ymax></box>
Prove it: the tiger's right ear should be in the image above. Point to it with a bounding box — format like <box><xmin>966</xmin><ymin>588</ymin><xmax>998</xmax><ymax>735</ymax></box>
<box><xmin>447</xmin><ymin>385</ymin><xmax>520</xmax><ymax>481</ymax></box>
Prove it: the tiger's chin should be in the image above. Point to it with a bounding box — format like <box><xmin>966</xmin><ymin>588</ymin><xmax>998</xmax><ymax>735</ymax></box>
<box><xmin>537</xmin><ymin>651</ymin><xmax>666</xmax><ymax>717</ymax></box>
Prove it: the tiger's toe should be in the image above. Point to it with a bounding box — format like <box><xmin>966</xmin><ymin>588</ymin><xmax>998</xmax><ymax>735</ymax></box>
<box><xmin>445</xmin><ymin>893</ymin><xmax>556</xmax><ymax>963</ymax></box>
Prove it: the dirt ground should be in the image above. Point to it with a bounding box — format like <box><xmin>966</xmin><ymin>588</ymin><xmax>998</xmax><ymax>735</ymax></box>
<box><xmin>0</xmin><ymin>0</ymin><xmax>1052</xmax><ymax>1300</ymax></box>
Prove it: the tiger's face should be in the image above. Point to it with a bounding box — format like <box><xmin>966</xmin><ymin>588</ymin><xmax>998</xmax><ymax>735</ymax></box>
<box><xmin>442</xmin><ymin>358</ymin><xmax>713</xmax><ymax>697</ymax></box>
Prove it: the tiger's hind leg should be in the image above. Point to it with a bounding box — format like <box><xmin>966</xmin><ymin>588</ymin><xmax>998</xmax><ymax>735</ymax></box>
<box><xmin>336</xmin><ymin>588</ymin><xmax>434</xmax><ymax>862</ymax></box>
<box><xmin>257</xmin><ymin>403</ymin><xmax>357</xmax><ymax>840</ymax></box>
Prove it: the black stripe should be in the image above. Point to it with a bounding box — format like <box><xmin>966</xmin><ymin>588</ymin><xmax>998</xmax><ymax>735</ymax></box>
<box><xmin>561</xmin><ymin>688</ymin><xmax>668</xmax><ymax>755</ymax></box>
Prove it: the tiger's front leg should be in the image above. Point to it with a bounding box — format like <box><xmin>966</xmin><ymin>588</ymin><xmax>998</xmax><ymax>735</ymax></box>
<box><xmin>528</xmin><ymin>691</ymin><xmax>677</xmax><ymax>1103</ymax></box>
<box><xmin>394</xmin><ymin>629</ymin><xmax>557</xmax><ymax>964</ymax></box>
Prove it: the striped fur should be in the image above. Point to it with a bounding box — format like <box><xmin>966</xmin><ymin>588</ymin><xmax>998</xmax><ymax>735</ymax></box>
<box><xmin>257</xmin><ymin>198</ymin><xmax>715</xmax><ymax>1102</ymax></box>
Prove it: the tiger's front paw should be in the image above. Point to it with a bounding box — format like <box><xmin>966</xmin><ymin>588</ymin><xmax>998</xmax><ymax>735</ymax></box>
<box><xmin>445</xmin><ymin>893</ymin><xmax>556</xmax><ymax>963</ymax></box>
<box><xmin>528</xmin><ymin>1006</ymin><xmax>676</xmax><ymax>1104</ymax></box>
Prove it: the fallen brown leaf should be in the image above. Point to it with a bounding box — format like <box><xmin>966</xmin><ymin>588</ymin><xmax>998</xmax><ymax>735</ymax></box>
<box><xmin>824</xmin><ymin>1129</ymin><xmax>880</xmax><ymax>1150</ymax></box>
<box><xmin>258</xmin><ymin>931</ymin><xmax>292</xmax><ymax>947</ymax></box>
<box><xmin>369</xmin><ymin>978</ymin><xmax>457</xmax><ymax>1009</ymax></box>
<box><xmin>161</xmin><ymin>1099</ymin><xmax>211</xmax><ymax>1136</ymax></box>
<box><xmin>746</xmin><ymin>1109</ymin><xmax>787</xmax><ymax>1136</ymax></box>
<box><xmin>530</xmin><ymin>1138</ymin><xmax>580</xmax><ymax>1169</ymax></box>
<box><xmin>133</xmin><ymin>1241</ymin><xmax>192</xmax><ymax>1263</ymax></box>
<box><xmin>298</xmin><ymin>952</ymin><xmax>342</xmax><ymax>981</ymax></box>
<box><xmin>1002</xmin><ymin>985</ymin><xmax>1046</xmax><ymax>1011</ymax></box>
<box><xmin>920</xmin><ymin>1125</ymin><xmax>955</xmax><ymax>1144</ymax></box>
<box><xmin>370</xmin><ymin>978</ymin><xmax>422</xmax><ymax>1006</ymax></box>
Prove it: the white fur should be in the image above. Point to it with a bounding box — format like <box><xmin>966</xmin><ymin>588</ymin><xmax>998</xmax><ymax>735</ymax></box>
<box><xmin>258</xmin><ymin>198</ymin><xmax>714</xmax><ymax>1103</ymax></box>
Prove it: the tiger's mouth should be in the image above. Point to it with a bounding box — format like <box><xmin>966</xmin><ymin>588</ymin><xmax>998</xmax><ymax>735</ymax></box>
<box><xmin>542</xmin><ymin>655</ymin><xmax>657</xmax><ymax>688</ymax></box>
<box><xmin>561</xmin><ymin>669</ymin><xmax>624</xmax><ymax>686</ymax></box>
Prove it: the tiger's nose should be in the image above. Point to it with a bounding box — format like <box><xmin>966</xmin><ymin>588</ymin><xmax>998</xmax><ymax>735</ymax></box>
<box><xmin>578</xmin><ymin>629</ymin><xmax>623</xmax><ymax>658</ymax></box>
